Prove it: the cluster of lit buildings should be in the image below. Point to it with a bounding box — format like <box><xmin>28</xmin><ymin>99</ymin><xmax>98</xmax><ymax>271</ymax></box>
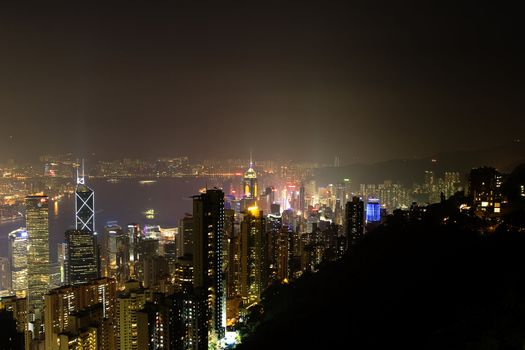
<box><xmin>0</xmin><ymin>160</ymin><xmax>514</xmax><ymax>349</ymax></box>
<box><xmin>354</xmin><ymin>171</ymin><xmax>462</xmax><ymax>212</ymax></box>
<box><xmin>0</xmin><ymin>159</ymin><xmax>348</xmax><ymax>349</ymax></box>
<box><xmin>1</xmin><ymin>153</ymin><xmax>322</xmax><ymax>180</ymax></box>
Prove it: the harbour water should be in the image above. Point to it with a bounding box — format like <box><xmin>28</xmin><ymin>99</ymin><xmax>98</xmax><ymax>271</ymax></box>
<box><xmin>0</xmin><ymin>177</ymin><xmax>213</xmax><ymax>260</ymax></box>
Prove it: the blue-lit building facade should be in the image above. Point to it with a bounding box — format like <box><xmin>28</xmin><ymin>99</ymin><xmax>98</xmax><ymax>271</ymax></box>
<box><xmin>366</xmin><ymin>198</ymin><xmax>381</xmax><ymax>223</ymax></box>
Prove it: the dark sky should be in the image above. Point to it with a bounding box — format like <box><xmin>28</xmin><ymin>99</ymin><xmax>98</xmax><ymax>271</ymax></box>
<box><xmin>0</xmin><ymin>1</ymin><xmax>522</xmax><ymax>163</ymax></box>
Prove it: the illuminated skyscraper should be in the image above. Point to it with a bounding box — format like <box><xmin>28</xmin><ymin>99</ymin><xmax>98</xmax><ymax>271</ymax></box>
<box><xmin>240</xmin><ymin>207</ymin><xmax>266</xmax><ymax>306</ymax></box>
<box><xmin>266</xmin><ymin>213</ymin><xmax>282</xmax><ymax>283</ymax></box>
<box><xmin>66</xmin><ymin>229</ymin><xmax>98</xmax><ymax>284</ymax></box>
<box><xmin>243</xmin><ymin>159</ymin><xmax>258</xmax><ymax>199</ymax></box>
<box><xmin>299</xmin><ymin>184</ymin><xmax>305</xmax><ymax>215</ymax></box>
<box><xmin>127</xmin><ymin>223</ymin><xmax>141</xmax><ymax>263</ymax></box>
<box><xmin>75</xmin><ymin>161</ymin><xmax>95</xmax><ymax>233</ymax></box>
<box><xmin>178</xmin><ymin>214</ymin><xmax>194</xmax><ymax>257</ymax></box>
<box><xmin>343</xmin><ymin>178</ymin><xmax>352</xmax><ymax>203</ymax></box>
<box><xmin>57</xmin><ymin>243</ymin><xmax>68</xmax><ymax>285</ymax></box>
<box><xmin>193</xmin><ymin>188</ymin><xmax>226</xmax><ymax>347</ymax></box>
<box><xmin>8</xmin><ymin>228</ymin><xmax>28</xmax><ymax>297</ymax></box>
<box><xmin>345</xmin><ymin>196</ymin><xmax>364</xmax><ymax>248</ymax></box>
<box><xmin>127</xmin><ymin>223</ymin><xmax>141</xmax><ymax>279</ymax></box>
<box><xmin>225</xmin><ymin>209</ymin><xmax>241</xmax><ymax>299</ymax></box>
<box><xmin>366</xmin><ymin>198</ymin><xmax>381</xmax><ymax>223</ymax></box>
<box><xmin>108</xmin><ymin>226</ymin><xmax>130</xmax><ymax>284</ymax></box>
<box><xmin>25</xmin><ymin>194</ymin><xmax>50</xmax><ymax>339</ymax></box>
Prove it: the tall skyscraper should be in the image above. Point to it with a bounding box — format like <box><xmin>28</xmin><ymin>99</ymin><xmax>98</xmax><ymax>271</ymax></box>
<box><xmin>127</xmin><ymin>223</ymin><xmax>141</xmax><ymax>263</ymax></box>
<box><xmin>193</xmin><ymin>188</ymin><xmax>226</xmax><ymax>347</ymax></box>
<box><xmin>75</xmin><ymin>162</ymin><xmax>95</xmax><ymax>233</ymax></box>
<box><xmin>266</xmin><ymin>213</ymin><xmax>282</xmax><ymax>283</ymax></box>
<box><xmin>345</xmin><ymin>196</ymin><xmax>364</xmax><ymax>248</ymax></box>
<box><xmin>127</xmin><ymin>223</ymin><xmax>141</xmax><ymax>279</ymax></box>
<box><xmin>242</xmin><ymin>159</ymin><xmax>258</xmax><ymax>199</ymax></box>
<box><xmin>25</xmin><ymin>194</ymin><xmax>50</xmax><ymax>340</ymax></box>
<box><xmin>240</xmin><ymin>207</ymin><xmax>266</xmax><ymax>306</ymax></box>
<box><xmin>57</xmin><ymin>243</ymin><xmax>68</xmax><ymax>285</ymax></box>
<box><xmin>108</xmin><ymin>226</ymin><xmax>130</xmax><ymax>285</ymax></box>
<box><xmin>225</xmin><ymin>209</ymin><xmax>241</xmax><ymax>299</ymax></box>
<box><xmin>65</xmin><ymin>229</ymin><xmax>98</xmax><ymax>284</ymax></box>
<box><xmin>299</xmin><ymin>184</ymin><xmax>305</xmax><ymax>215</ymax></box>
<box><xmin>178</xmin><ymin>214</ymin><xmax>194</xmax><ymax>257</ymax></box>
<box><xmin>8</xmin><ymin>228</ymin><xmax>28</xmax><ymax>297</ymax></box>
<box><xmin>343</xmin><ymin>178</ymin><xmax>352</xmax><ymax>203</ymax></box>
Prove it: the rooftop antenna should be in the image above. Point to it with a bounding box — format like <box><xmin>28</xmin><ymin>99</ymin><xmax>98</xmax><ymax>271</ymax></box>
<box><xmin>249</xmin><ymin>149</ymin><xmax>253</xmax><ymax>168</ymax></box>
<box><xmin>77</xmin><ymin>158</ymin><xmax>85</xmax><ymax>185</ymax></box>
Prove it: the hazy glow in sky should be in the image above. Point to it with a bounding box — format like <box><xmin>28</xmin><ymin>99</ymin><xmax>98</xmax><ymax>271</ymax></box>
<box><xmin>0</xmin><ymin>1</ymin><xmax>522</xmax><ymax>162</ymax></box>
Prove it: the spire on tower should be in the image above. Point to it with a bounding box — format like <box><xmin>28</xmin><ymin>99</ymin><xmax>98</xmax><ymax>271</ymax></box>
<box><xmin>77</xmin><ymin>158</ymin><xmax>85</xmax><ymax>185</ymax></box>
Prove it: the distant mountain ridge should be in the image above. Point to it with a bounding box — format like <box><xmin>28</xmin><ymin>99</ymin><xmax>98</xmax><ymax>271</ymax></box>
<box><xmin>314</xmin><ymin>141</ymin><xmax>525</xmax><ymax>186</ymax></box>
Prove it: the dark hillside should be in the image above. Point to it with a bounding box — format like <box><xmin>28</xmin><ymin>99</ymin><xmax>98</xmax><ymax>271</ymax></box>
<box><xmin>238</xmin><ymin>217</ymin><xmax>525</xmax><ymax>349</ymax></box>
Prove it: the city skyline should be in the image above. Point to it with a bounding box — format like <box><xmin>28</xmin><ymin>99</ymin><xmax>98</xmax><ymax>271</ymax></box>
<box><xmin>1</xmin><ymin>154</ymin><xmax>524</xmax><ymax>349</ymax></box>
<box><xmin>0</xmin><ymin>2</ymin><xmax>524</xmax><ymax>349</ymax></box>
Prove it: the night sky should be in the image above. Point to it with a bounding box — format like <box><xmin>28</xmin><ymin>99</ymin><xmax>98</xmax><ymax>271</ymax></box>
<box><xmin>0</xmin><ymin>1</ymin><xmax>522</xmax><ymax>163</ymax></box>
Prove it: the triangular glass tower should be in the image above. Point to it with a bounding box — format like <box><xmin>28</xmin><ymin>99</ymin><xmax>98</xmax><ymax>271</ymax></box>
<box><xmin>75</xmin><ymin>159</ymin><xmax>95</xmax><ymax>232</ymax></box>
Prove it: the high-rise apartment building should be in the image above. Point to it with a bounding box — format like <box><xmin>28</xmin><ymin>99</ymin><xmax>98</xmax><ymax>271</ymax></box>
<box><xmin>345</xmin><ymin>196</ymin><xmax>365</xmax><ymax>248</ymax></box>
<box><xmin>225</xmin><ymin>209</ymin><xmax>241</xmax><ymax>299</ymax></box>
<box><xmin>25</xmin><ymin>194</ymin><xmax>50</xmax><ymax>339</ymax></box>
<box><xmin>193</xmin><ymin>188</ymin><xmax>226</xmax><ymax>347</ymax></box>
<box><xmin>240</xmin><ymin>207</ymin><xmax>266</xmax><ymax>306</ymax></box>
<box><xmin>116</xmin><ymin>280</ymin><xmax>148</xmax><ymax>350</ymax></box>
<box><xmin>44</xmin><ymin>277</ymin><xmax>117</xmax><ymax>350</ymax></box>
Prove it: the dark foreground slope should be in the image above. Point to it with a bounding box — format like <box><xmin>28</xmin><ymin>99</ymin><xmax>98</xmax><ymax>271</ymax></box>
<box><xmin>238</xmin><ymin>220</ymin><xmax>525</xmax><ymax>350</ymax></box>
